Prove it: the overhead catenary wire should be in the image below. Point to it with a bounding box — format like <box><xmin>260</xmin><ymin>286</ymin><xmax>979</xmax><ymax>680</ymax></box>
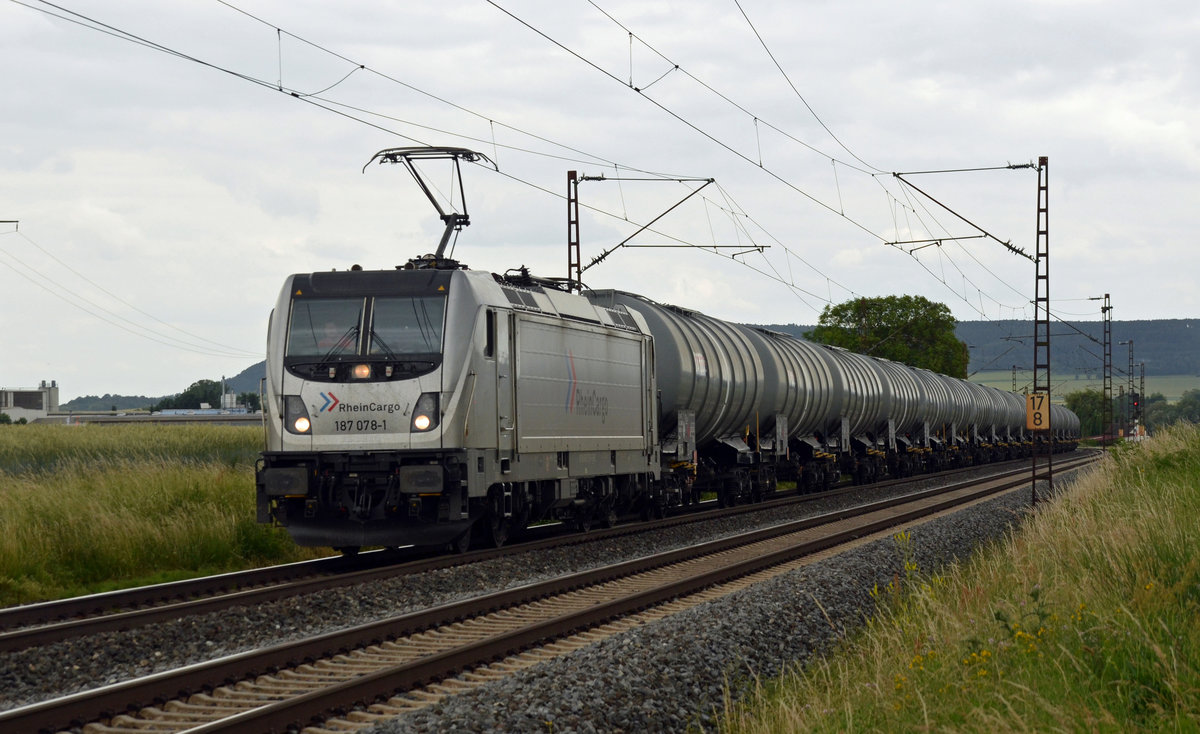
<box><xmin>730</xmin><ymin>0</ymin><xmax>883</xmax><ymax>174</ymax></box>
<box><xmin>13</xmin><ymin>0</ymin><xmax>1078</xmax><ymax>335</ymax></box>
<box><xmin>33</xmin><ymin>0</ymin><xmax>1023</xmax><ymax>322</ymax></box>
<box><xmin>10</xmin><ymin>231</ymin><xmax>261</xmax><ymax>358</ymax></box>
<box><xmin>13</xmin><ymin>0</ymin><xmax>854</xmax><ymax>316</ymax></box>
<box><xmin>490</xmin><ymin>0</ymin><xmax>1045</xmax><ymax>322</ymax></box>
<box><xmin>584</xmin><ymin>0</ymin><xmax>880</xmax><ymax>177</ymax></box>
<box><xmin>580</xmin><ymin>0</ymin><xmax>1036</xmax><ymax>316</ymax></box>
<box><xmin>484</xmin><ymin>0</ymin><xmax>884</xmax><ymax>240</ymax></box>
<box><xmin>0</xmin><ymin>232</ymin><xmax>263</xmax><ymax>359</ymax></box>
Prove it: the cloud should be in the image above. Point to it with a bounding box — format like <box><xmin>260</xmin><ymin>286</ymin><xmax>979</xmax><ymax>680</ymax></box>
<box><xmin>1</xmin><ymin>0</ymin><xmax>1196</xmax><ymax>399</ymax></box>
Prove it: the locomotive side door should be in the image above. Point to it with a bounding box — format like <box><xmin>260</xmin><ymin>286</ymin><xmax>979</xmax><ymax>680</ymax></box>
<box><xmin>495</xmin><ymin>310</ymin><xmax>517</xmax><ymax>472</ymax></box>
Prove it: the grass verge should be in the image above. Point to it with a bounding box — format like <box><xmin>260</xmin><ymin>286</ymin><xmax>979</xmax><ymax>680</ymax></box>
<box><xmin>721</xmin><ymin>424</ymin><xmax>1200</xmax><ymax>732</ymax></box>
<box><xmin>0</xmin><ymin>424</ymin><xmax>325</xmax><ymax>606</ymax></box>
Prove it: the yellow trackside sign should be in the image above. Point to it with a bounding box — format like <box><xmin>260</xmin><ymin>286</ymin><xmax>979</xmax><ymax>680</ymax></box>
<box><xmin>1026</xmin><ymin>392</ymin><xmax>1050</xmax><ymax>431</ymax></box>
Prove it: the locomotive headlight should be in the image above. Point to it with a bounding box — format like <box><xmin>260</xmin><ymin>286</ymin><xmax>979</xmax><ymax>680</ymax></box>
<box><xmin>411</xmin><ymin>392</ymin><xmax>439</xmax><ymax>432</ymax></box>
<box><xmin>352</xmin><ymin>363</ymin><xmax>372</xmax><ymax>380</ymax></box>
<box><xmin>284</xmin><ymin>395</ymin><xmax>312</xmax><ymax>435</ymax></box>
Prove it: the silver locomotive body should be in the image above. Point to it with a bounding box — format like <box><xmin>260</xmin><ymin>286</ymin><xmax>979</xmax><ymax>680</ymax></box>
<box><xmin>257</xmin><ymin>267</ymin><xmax>658</xmax><ymax>552</ymax></box>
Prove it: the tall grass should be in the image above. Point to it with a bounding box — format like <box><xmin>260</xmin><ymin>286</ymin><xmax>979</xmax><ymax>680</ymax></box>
<box><xmin>722</xmin><ymin>424</ymin><xmax>1200</xmax><ymax>732</ymax></box>
<box><xmin>0</xmin><ymin>423</ymin><xmax>262</xmax><ymax>474</ymax></box>
<box><xmin>0</xmin><ymin>424</ymin><xmax>323</xmax><ymax>606</ymax></box>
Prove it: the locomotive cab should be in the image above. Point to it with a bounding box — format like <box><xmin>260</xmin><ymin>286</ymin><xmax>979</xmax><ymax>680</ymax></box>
<box><xmin>257</xmin><ymin>266</ymin><xmax>481</xmax><ymax>550</ymax></box>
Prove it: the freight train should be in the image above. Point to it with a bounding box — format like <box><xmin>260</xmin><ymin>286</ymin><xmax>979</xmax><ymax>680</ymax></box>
<box><xmin>255</xmin><ymin>147</ymin><xmax>1080</xmax><ymax>555</ymax></box>
<box><xmin>255</xmin><ymin>258</ymin><xmax>1080</xmax><ymax>555</ymax></box>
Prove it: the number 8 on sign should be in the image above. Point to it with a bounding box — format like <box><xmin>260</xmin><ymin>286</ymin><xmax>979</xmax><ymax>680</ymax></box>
<box><xmin>1026</xmin><ymin>393</ymin><xmax>1050</xmax><ymax>431</ymax></box>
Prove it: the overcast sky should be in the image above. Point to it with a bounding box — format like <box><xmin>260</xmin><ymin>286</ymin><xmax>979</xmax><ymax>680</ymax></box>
<box><xmin>2</xmin><ymin>0</ymin><xmax>1197</xmax><ymax>401</ymax></box>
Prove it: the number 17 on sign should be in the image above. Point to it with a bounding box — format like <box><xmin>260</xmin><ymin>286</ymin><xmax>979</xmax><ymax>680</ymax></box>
<box><xmin>1026</xmin><ymin>393</ymin><xmax>1050</xmax><ymax>431</ymax></box>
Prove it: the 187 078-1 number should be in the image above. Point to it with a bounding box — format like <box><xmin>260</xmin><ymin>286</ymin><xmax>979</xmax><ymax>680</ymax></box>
<box><xmin>334</xmin><ymin>418</ymin><xmax>387</xmax><ymax>432</ymax></box>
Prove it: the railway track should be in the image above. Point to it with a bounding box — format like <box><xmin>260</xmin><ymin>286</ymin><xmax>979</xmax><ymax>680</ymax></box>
<box><xmin>0</xmin><ymin>453</ymin><xmax>1096</xmax><ymax>734</ymax></box>
<box><xmin>0</xmin><ymin>457</ymin><xmax>1047</xmax><ymax>653</ymax></box>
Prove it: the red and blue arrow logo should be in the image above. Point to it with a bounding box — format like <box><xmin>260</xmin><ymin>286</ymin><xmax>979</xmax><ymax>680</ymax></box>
<box><xmin>319</xmin><ymin>392</ymin><xmax>340</xmax><ymax>412</ymax></box>
<box><xmin>564</xmin><ymin>351</ymin><xmax>577</xmax><ymax>413</ymax></box>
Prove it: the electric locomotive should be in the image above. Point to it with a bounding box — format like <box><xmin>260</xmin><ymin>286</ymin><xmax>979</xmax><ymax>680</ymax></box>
<box><xmin>256</xmin><ymin>258</ymin><xmax>661</xmax><ymax>554</ymax></box>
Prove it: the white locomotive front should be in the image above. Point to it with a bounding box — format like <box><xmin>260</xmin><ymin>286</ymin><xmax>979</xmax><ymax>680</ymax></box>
<box><xmin>256</xmin><ymin>262</ymin><xmax>660</xmax><ymax>554</ymax></box>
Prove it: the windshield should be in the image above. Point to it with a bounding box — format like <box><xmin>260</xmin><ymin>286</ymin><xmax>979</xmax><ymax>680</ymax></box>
<box><xmin>369</xmin><ymin>295</ymin><xmax>445</xmax><ymax>355</ymax></box>
<box><xmin>286</xmin><ymin>298</ymin><xmax>364</xmax><ymax>357</ymax></box>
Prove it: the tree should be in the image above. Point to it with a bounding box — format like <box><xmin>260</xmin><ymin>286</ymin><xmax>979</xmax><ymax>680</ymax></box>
<box><xmin>1064</xmin><ymin>388</ymin><xmax>1112</xmax><ymax>437</ymax></box>
<box><xmin>804</xmin><ymin>295</ymin><xmax>970</xmax><ymax>378</ymax></box>
<box><xmin>238</xmin><ymin>391</ymin><xmax>261</xmax><ymax>412</ymax></box>
<box><xmin>151</xmin><ymin>379</ymin><xmax>224</xmax><ymax>411</ymax></box>
<box><xmin>1175</xmin><ymin>389</ymin><xmax>1200</xmax><ymax>424</ymax></box>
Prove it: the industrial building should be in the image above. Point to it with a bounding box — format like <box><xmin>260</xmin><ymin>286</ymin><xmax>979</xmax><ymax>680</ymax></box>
<box><xmin>0</xmin><ymin>380</ymin><xmax>59</xmax><ymax>422</ymax></box>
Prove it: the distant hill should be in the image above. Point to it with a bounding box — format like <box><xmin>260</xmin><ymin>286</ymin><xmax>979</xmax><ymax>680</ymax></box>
<box><xmin>58</xmin><ymin>364</ymin><xmax>266</xmax><ymax>412</ymax></box>
<box><xmin>955</xmin><ymin>319</ymin><xmax>1200</xmax><ymax>377</ymax></box>
<box><xmin>62</xmin><ymin>319</ymin><xmax>1198</xmax><ymax>410</ymax></box>
<box><xmin>758</xmin><ymin>319</ymin><xmax>1200</xmax><ymax>377</ymax></box>
<box><xmin>224</xmin><ymin>361</ymin><xmax>266</xmax><ymax>395</ymax></box>
<box><xmin>59</xmin><ymin>394</ymin><xmax>160</xmax><ymax>412</ymax></box>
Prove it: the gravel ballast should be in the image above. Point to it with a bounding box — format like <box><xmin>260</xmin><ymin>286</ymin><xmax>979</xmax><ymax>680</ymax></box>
<box><xmin>365</xmin><ymin>485</ymin><xmax>1053</xmax><ymax>734</ymax></box>
<box><xmin>0</xmin><ymin>464</ymin><xmax>1082</xmax><ymax>721</ymax></box>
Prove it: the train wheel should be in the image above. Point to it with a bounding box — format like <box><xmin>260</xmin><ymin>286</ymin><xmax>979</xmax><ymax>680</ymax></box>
<box><xmin>448</xmin><ymin>529</ymin><xmax>471</xmax><ymax>554</ymax></box>
<box><xmin>482</xmin><ymin>513</ymin><xmax>510</xmax><ymax>547</ymax></box>
<box><xmin>474</xmin><ymin>486</ymin><xmax>513</xmax><ymax>548</ymax></box>
<box><xmin>599</xmin><ymin>506</ymin><xmax>617</xmax><ymax>529</ymax></box>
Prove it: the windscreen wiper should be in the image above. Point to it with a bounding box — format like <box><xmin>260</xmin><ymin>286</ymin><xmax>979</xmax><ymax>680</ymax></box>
<box><xmin>316</xmin><ymin>324</ymin><xmax>360</xmax><ymax>366</ymax></box>
<box><xmin>369</xmin><ymin>329</ymin><xmax>399</xmax><ymax>361</ymax></box>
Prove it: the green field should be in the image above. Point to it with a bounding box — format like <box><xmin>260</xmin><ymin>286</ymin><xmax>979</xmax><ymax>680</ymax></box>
<box><xmin>971</xmin><ymin>371</ymin><xmax>1200</xmax><ymax>403</ymax></box>
<box><xmin>0</xmin><ymin>424</ymin><xmax>325</xmax><ymax>606</ymax></box>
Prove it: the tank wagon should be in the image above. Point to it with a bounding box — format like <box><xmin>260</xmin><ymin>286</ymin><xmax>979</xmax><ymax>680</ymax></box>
<box><xmin>256</xmin><ymin>260</ymin><xmax>1080</xmax><ymax>554</ymax></box>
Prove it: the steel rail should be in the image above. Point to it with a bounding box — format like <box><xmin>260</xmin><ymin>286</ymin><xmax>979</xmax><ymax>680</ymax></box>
<box><xmin>0</xmin><ymin>456</ymin><xmax>1046</xmax><ymax>651</ymax></box>
<box><xmin>0</xmin><ymin>454</ymin><xmax>1096</xmax><ymax>734</ymax></box>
